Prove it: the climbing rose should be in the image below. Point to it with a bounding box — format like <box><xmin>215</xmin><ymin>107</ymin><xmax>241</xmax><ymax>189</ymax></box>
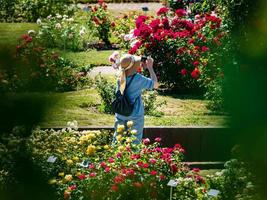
<box><xmin>175</xmin><ymin>9</ymin><xmax>187</xmax><ymax>17</ymax></box>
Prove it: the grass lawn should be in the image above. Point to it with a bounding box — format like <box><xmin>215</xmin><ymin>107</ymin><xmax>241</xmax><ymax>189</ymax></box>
<box><xmin>38</xmin><ymin>88</ymin><xmax>226</xmax><ymax>127</ymax></box>
<box><xmin>0</xmin><ymin>23</ymin><xmax>38</xmax><ymax>47</ymax></box>
<box><xmin>0</xmin><ymin>22</ymin><xmax>115</xmax><ymax>67</ymax></box>
<box><xmin>60</xmin><ymin>49</ymin><xmax>114</xmax><ymax>67</ymax></box>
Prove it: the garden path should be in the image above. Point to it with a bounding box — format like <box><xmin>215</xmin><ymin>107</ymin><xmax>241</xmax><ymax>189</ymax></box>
<box><xmin>78</xmin><ymin>2</ymin><xmax>162</xmax><ymax>14</ymax></box>
<box><xmin>89</xmin><ymin>66</ymin><xmax>116</xmax><ymax>77</ymax></box>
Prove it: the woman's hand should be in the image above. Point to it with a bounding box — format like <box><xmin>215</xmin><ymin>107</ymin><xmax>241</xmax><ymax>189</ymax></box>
<box><xmin>146</xmin><ymin>57</ymin><xmax>154</xmax><ymax>69</ymax></box>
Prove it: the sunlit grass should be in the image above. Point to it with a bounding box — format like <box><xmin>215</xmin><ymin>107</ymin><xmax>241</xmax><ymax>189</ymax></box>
<box><xmin>38</xmin><ymin>88</ymin><xmax>227</xmax><ymax>127</ymax></box>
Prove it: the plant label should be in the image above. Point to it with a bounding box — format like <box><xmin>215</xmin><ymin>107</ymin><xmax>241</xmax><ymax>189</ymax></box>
<box><xmin>167</xmin><ymin>179</ymin><xmax>178</xmax><ymax>187</ymax></box>
<box><xmin>142</xmin><ymin>7</ymin><xmax>149</xmax><ymax>12</ymax></box>
<box><xmin>78</xmin><ymin>160</ymin><xmax>90</xmax><ymax>168</ymax></box>
<box><xmin>47</xmin><ymin>156</ymin><xmax>57</xmax><ymax>163</ymax></box>
<box><xmin>207</xmin><ymin>189</ymin><xmax>220</xmax><ymax>197</ymax></box>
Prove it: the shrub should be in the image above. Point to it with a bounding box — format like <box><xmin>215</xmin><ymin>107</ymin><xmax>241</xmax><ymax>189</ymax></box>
<box><xmin>111</xmin><ymin>13</ymin><xmax>136</xmax><ymax>49</ymax></box>
<box><xmin>95</xmin><ymin>74</ymin><xmax>116</xmax><ymax>114</ymax></box>
<box><xmin>207</xmin><ymin>159</ymin><xmax>260</xmax><ymax>200</ymax></box>
<box><xmin>127</xmin><ymin>8</ymin><xmax>227</xmax><ymax>93</ymax></box>
<box><xmin>95</xmin><ymin>75</ymin><xmax>166</xmax><ymax>116</ymax></box>
<box><xmin>0</xmin><ymin>0</ymin><xmax>76</xmax><ymax>22</ymax></box>
<box><xmin>36</xmin><ymin>14</ymin><xmax>88</xmax><ymax>51</ymax></box>
<box><xmin>143</xmin><ymin>90</ymin><xmax>166</xmax><ymax>117</ymax></box>
<box><xmin>87</xmin><ymin>0</ymin><xmax>113</xmax><ymax>47</ymax></box>
<box><xmin>24</xmin><ymin>122</ymin><xmax>209</xmax><ymax>200</ymax></box>
<box><xmin>6</xmin><ymin>32</ymin><xmax>93</xmax><ymax>92</ymax></box>
<box><xmin>19</xmin><ymin>0</ymin><xmax>76</xmax><ymax>22</ymax></box>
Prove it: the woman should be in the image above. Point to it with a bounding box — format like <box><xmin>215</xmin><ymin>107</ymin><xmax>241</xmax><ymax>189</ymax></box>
<box><xmin>112</xmin><ymin>53</ymin><xmax>158</xmax><ymax>144</ymax></box>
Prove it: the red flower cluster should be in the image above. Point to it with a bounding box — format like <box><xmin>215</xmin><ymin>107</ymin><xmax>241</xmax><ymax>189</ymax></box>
<box><xmin>156</xmin><ymin>7</ymin><xmax>169</xmax><ymax>16</ymax></box>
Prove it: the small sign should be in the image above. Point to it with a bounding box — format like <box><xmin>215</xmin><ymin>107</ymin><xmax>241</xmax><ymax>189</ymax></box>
<box><xmin>142</xmin><ymin>7</ymin><xmax>149</xmax><ymax>12</ymax></box>
<box><xmin>167</xmin><ymin>179</ymin><xmax>178</xmax><ymax>187</ymax></box>
<box><xmin>77</xmin><ymin>160</ymin><xmax>90</xmax><ymax>168</ymax></box>
<box><xmin>207</xmin><ymin>189</ymin><xmax>220</xmax><ymax>197</ymax></box>
<box><xmin>47</xmin><ymin>156</ymin><xmax>57</xmax><ymax>163</ymax></box>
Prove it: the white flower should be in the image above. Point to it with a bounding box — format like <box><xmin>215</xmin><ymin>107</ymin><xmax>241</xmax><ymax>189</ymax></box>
<box><xmin>56</xmin><ymin>14</ymin><xmax>62</xmax><ymax>19</ymax></box>
<box><xmin>79</xmin><ymin>30</ymin><xmax>85</xmax><ymax>37</ymax></box>
<box><xmin>36</xmin><ymin>18</ymin><xmax>42</xmax><ymax>24</ymax></box>
<box><xmin>55</xmin><ymin>23</ymin><xmax>62</xmax><ymax>29</ymax></box>
<box><xmin>47</xmin><ymin>15</ymin><xmax>52</xmax><ymax>20</ymax></box>
<box><xmin>130</xmin><ymin>39</ymin><xmax>138</xmax><ymax>48</ymax></box>
<box><xmin>124</xmin><ymin>33</ymin><xmax>134</xmax><ymax>41</ymax></box>
<box><xmin>68</xmin><ymin>33</ymin><xmax>74</xmax><ymax>39</ymax></box>
<box><xmin>66</xmin><ymin>18</ymin><xmax>74</xmax><ymax>22</ymax></box>
<box><xmin>63</xmin><ymin>15</ymin><xmax>68</xmax><ymax>19</ymax></box>
<box><xmin>28</xmin><ymin>30</ymin><xmax>35</xmax><ymax>35</ymax></box>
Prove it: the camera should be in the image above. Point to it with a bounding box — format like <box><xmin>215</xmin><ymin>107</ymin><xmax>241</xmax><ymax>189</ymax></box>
<box><xmin>141</xmin><ymin>56</ymin><xmax>147</xmax><ymax>62</ymax></box>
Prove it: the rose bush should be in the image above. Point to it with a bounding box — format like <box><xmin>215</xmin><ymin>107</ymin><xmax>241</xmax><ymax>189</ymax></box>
<box><xmin>36</xmin><ymin>14</ymin><xmax>88</xmax><ymax>51</ymax></box>
<box><xmin>111</xmin><ymin>13</ymin><xmax>136</xmax><ymax>49</ymax></box>
<box><xmin>11</xmin><ymin>32</ymin><xmax>92</xmax><ymax>92</ymax></box>
<box><xmin>127</xmin><ymin>7</ymin><xmax>227</xmax><ymax>94</ymax></box>
<box><xmin>87</xmin><ymin>0</ymin><xmax>113</xmax><ymax>47</ymax></box>
<box><xmin>24</xmin><ymin>121</ymin><xmax>211</xmax><ymax>200</ymax></box>
<box><xmin>0</xmin><ymin>123</ymin><xmax>260</xmax><ymax>200</ymax></box>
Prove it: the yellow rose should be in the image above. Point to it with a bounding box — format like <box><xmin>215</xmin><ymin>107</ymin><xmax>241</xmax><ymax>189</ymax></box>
<box><xmin>126</xmin><ymin>138</ymin><xmax>132</xmax><ymax>143</ymax></box>
<box><xmin>72</xmin><ymin>156</ymin><xmax>79</xmax><ymax>162</ymax></box>
<box><xmin>66</xmin><ymin>159</ymin><xmax>73</xmax><ymax>166</ymax></box>
<box><xmin>117</xmin><ymin>124</ymin><xmax>125</xmax><ymax>133</ymax></box>
<box><xmin>58</xmin><ymin>172</ymin><xmax>64</xmax><ymax>177</ymax></box>
<box><xmin>127</xmin><ymin>121</ymin><xmax>133</xmax><ymax>128</ymax></box>
<box><xmin>116</xmin><ymin>135</ymin><xmax>123</xmax><ymax>141</ymax></box>
<box><xmin>131</xmin><ymin>129</ymin><xmax>138</xmax><ymax>135</ymax></box>
<box><xmin>104</xmin><ymin>145</ymin><xmax>109</xmax><ymax>150</ymax></box>
<box><xmin>87</xmin><ymin>133</ymin><xmax>96</xmax><ymax>140</ymax></box>
<box><xmin>86</xmin><ymin>145</ymin><xmax>96</xmax><ymax>155</ymax></box>
<box><xmin>69</xmin><ymin>137</ymin><xmax>76</xmax><ymax>143</ymax></box>
<box><xmin>64</xmin><ymin>174</ymin><xmax>73</xmax><ymax>182</ymax></box>
<box><xmin>76</xmin><ymin>172</ymin><xmax>81</xmax><ymax>177</ymax></box>
<box><xmin>118</xmin><ymin>146</ymin><xmax>125</xmax><ymax>151</ymax></box>
<box><xmin>48</xmin><ymin>178</ymin><xmax>57</xmax><ymax>184</ymax></box>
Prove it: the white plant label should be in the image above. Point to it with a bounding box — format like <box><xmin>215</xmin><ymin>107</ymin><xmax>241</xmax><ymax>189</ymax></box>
<box><xmin>47</xmin><ymin>156</ymin><xmax>57</xmax><ymax>163</ymax></box>
<box><xmin>207</xmin><ymin>189</ymin><xmax>220</xmax><ymax>197</ymax></box>
<box><xmin>167</xmin><ymin>179</ymin><xmax>178</xmax><ymax>187</ymax></box>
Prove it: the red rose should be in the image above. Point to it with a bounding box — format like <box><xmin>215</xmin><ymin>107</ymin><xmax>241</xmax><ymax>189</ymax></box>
<box><xmin>111</xmin><ymin>184</ymin><xmax>119</xmax><ymax>191</ymax></box>
<box><xmin>181</xmin><ymin>68</ymin><xmax>187</xmax><ymax>76</ymax></box>
<box><xmin>175</xmin><ymin>9</ymin><xmax>186</xmax><ymax>17</ymax></box>
<box><xmin>191</xmin><ymin>68</ymin><xmax>200</xmax><ymax>79</ymax></box>
<box><xmin>89</xmin><ymin>172</ymin><xmax>97</xmax><ymax>177</ymax></box>
<box><xmin>143</xmin><ymin>163</ymin><xmax>149</xmax><ymax>168</ymax></box>
<box><xmin>193</xmin><ymin>61</ymin><xmax>199</xmax><ymax>67</ymax></box>
<box><xmin>150</xmin><ymin>170</ymin><xmax>157</xmax><ymax>176</ymax></box>
<box><xmin>157</xmin><ymin>7</ymin><xmax>169</xmax><ymax>16</ymax></box>
<box><xmin>201</xmin><ymin>46</ymin><xmax>209</xmax><ymax>52</ymax></box>
<box><xmin>78</xmin><ymin>174</ymin><xmax>86</xmax><ymax>180</ymax></box>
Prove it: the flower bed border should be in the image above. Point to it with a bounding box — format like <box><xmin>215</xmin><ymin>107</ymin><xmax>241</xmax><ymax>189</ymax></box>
<box><xmin>41</xmin><ymin>126</ymin><xmax>234</xmax><ymax>167</ymax></box>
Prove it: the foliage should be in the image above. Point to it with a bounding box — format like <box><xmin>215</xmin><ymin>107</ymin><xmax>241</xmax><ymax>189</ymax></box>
<box><xmin>207</xmin><ymin>158</ymin><xmax>260</xmax><ymax>200</ymax></box>
<box><xmin>36</xmin><ymin>14</ymin><xmax>88</xmax><ymax>51</ymax></box>
<box><xmin>0</xmin><ymin>0</ymin><xmax>17</xmax><ymax>22</ymax></box>
<box><xmin>95</xmin><ymin>75</ymin><xmax>166</xmax><ymax>116</ymax></box>
<box><xmin>143</xmin><ymin>91</ymin><xmax>166</xmax><ymax>117</ymax></box>
<box><xmin>111</xmin><ymin>13</ymin><xmax>136</xmax><ymax>49</ymax></box>
<box><xmin>95</xmin><ymin>74</ymin><xmax>116</xmax><ymax>114</ymax></box>
<box><xmin>1</xmin><ymin>33</ymin><xmax>92</xmax><ymax>92</ymax></box>
<box><xmin>87</xmin><ymin>0</ymin><xmax>113</xmax><ymax>47</ymax></box>
<box><xmin>127</xmin><ymin>8</ymin><xmax>227</xmax><ymax>94</ymax></box>
<box><xmin>24</xmin><ymin>122</ymin><xmax>210</xmax><ymax>200</ymax></box>
<box><xmin>0</xmin><ymin>0</ymin><xmax>76</xmax><ymax>22</ymax></box>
